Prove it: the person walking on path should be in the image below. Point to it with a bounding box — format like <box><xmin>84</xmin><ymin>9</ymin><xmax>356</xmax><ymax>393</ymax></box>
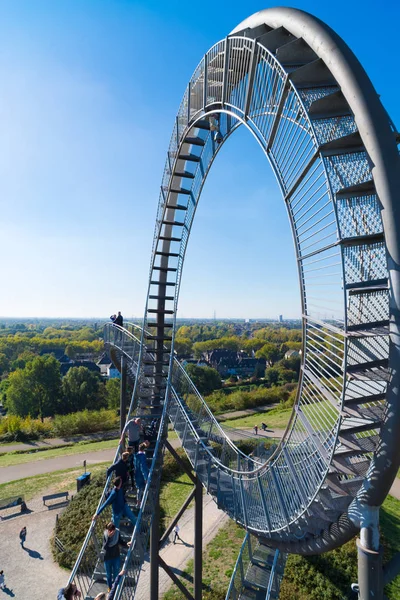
<box><xmin>120</xmin><ymin>417</ymin><xmax>142</xmax><ymax>454</ymax></box>
<box><xmin>134</xmin><ymin>442</ymin><xmax>149</xmax><ymax>508</ymax></box>
<box><xmin>254</xmin><ymin>425</ymin><xmax>258</xmax><ymax>435</ymax></box>
<box><xmin>102</xmin><ymin>522</ymin><xmax>130</xmax><ymax>591</ymax></box>
<box><xmin>93</xmin><ymin>476</ymin><xmax>137</xmax><ymax>529</ymax></box>
<box><xmin>107</xmin><ymin>452</ymin><xmax>130</xmax><ymax>486</ymax></box>
<box><xmin>173</xmin><ymin>524</ymin><xmax>182</xmax><ymax>544</ymax></box>
<box><xmin>19</xmin><ymin>526</ymin><xmax>27</xmax><ymax>548</ymax></box>
<box><xmin>114</xmin><ymin>312</ymin><xmax>123</xmax><ymax>327</ymax></box>
<box><xmin>0</xmin><ymin>570</ymin><xmax>5</xmax><ymax>590</ymax></box>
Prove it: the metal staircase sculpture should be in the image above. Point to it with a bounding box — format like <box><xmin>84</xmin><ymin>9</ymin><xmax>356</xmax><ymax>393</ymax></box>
<box><xmin>68</xmin><ymin>7</ymin><xmax>400</xmax><ymax>600</ymax></box>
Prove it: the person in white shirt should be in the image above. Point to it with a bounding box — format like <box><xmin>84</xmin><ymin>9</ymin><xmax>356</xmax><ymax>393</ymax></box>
<box><xmin>173</xmin><ymin>524</ymin><xmax>181</xmax><ymax>544</ymax></box>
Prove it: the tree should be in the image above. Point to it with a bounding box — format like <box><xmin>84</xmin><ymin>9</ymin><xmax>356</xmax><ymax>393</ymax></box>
<box><xmin>6</xmin><ymin>355</ymin><xmax>62</xmax><ymax>420</ymax></box>
<box><xmin>174</xmin><ymin>337</ymin><xmax>193</xmax><ymax>356</ymax></box>
<box><xmin>184</xmin><ymin>364</ymin><xmax>222</xmax><ymax>395</ymax></box>
<box><xmin>106</xmin><ymin>378</ymin><xmax>120</xmax><ymax>410</ymax></box>
<box><xmin>62</xmin><ymin>367</ymin><xmax>106</xmax><ymax>413</ymax></box>
<box><xmin>265</xmin><ymin>367</ymin><xmax>280</xmax><ymax>386</ymax></box>
<box><xmin>255</xmin><ymin>343</ymin><xmax>281</xmax><ymax>365</ymax></box>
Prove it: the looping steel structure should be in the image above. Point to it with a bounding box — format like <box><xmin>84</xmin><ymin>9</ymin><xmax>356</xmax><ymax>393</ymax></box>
<box><xmin>69</xmin><ymin>7</ymin><xmax>400</xmax><ymax>600</ymax></box>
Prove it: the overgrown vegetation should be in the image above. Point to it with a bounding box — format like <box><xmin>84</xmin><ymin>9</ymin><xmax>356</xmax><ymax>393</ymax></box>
<box><xmin>0</xmin><ymin>408</ymin><xmax>118</xmax><ymax>442</ymax></box>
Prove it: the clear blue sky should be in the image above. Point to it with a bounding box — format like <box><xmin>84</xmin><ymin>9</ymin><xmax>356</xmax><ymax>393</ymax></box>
<box><xmin>0</xmin><ymin>0</ymin><xmax>398</xmax><ymax>319</ymax></box>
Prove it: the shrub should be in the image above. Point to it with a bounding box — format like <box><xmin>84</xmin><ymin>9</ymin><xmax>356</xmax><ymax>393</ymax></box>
<box><xmin>52</xmin><ymin>471</ymin><xmax>108</xmax><ymax>569</ymax></box>
<box><xmin>0</xmin><ymin>414</ymin><xmax>52</xmax><ymax>441</ymax></box>
<box><xmin>52</xmin><ymin>409</ymin><xmax>118</xmax><ymax>437</ymax></box>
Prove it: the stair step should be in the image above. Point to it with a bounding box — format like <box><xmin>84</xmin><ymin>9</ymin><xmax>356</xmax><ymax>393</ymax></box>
<box><xmin>346</xmin><ymin>278</ymin><xmax>388</xmax><ymax>293</ymax></box>
<box><xmin>169</xmin><ymin>188</ymin><xmax>192</xmax><ymax>195</ymax></box>
<box><xmin>182</xmin><ymin>136</ymin><xmax>204</xmax><ymax>147</ymax></box>
<box><xmin>179</xmin><ymin>153</ymin><xmax>201</xmax><ymax>162</ymax></box>
<box><xmin>335</xmin><ymin>179</ymin><xmax>375</xmax><ymax>199</ymax></box>
<box><xmin>289</xmin><ymin>58</ymin><xmax>337</xmax><ymax>89</ymax></box>
<box><xmin>150</xmin><ymin>280</ymin><xmax>176</xmax><ymax>286</ymax></box>
<box><xmin>339</xmin><ymin>416</ymin><xmax>382</xmax><ymax>435</ymax></box>
<box><xmin>309</xmin><ymin>90</ymin><xmax>351</xmax><ymax>120</ymax></box>
<box><xmin>161</xmin><ymin>220</ymin><xmax>185</xmax><ymax>227</ymax></box>
<box><xmin>340</xmin><ymin>232</ymin><xmax>384</xmax><ymax>247</ymax></box>
<box><xmin>320</xmin><ymin>132</ymin><xmax>364</xmax><ymax>155</ymax></box>
<box><xmin>147</xmin><ymin>309</ymin><xmax>174</xmax><ymax>314</ymax></box>
<box><xmin>276</xmin><ymin>36</ymin><xmax>318</xmax><ymax>66</ymax></box>
<box><xmin>149</xmin><ymin>295</ymin><xmax>174</xmax><ymax>300</ymax></box>
<box><xmin>155</xmin><ymin>251</ymin><xmax>179</xmax><ymax>257</ymax></box>
<box><xmin>335</xmin><ymin>433</ymin><xmax>379</xmax><ymax>457</ymax></box>
<box><xmin>257</xmin><ymin>25</ymin><xmax>296</xmax><ymax>53</ymax></box>
<box><xmin>146</xmin><ymin>336</ymin><xmax>173</xmax><ymax>342</ymax></box>
<box><xmin>347</xmin><ymin>358</ymin><xmax>389</xmax><ymax>373</ymax></box>
<box><xmin>165</xmin><ymin>203</ymin><xmax>188</xmax><ymax>210</ymax></box>
<box><xmin>159</xmin><ymin>236</ymin><xmax>182</xmax><ymax>242</ymax></box>
<box><xmin>174</xmin><ymin>171</ymin><xmax>195</xmax><ymax>179</ymax></box>
<box><xmin>147</xmin><ymin>322</ymin><xmax>173</xmax><ymax>328</ymax></box>
<box><xmin>192</xmin><ymin>118</ymin><xmax>210</xmax><ymax>130</ymax></box>
<box><xmin>152</xmin><ymin>266</ymin><xmax>177</xmax><ymax>272</ymax></box>
<box><xmin>343</xmin><ymin>392</ymin><xmax>386</xmax><ymax>406</ymax></box>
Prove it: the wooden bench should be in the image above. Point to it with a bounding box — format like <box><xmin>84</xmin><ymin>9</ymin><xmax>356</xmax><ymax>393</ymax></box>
<box><xmin>42</xmin><ymin>491</ymin><xmax>69</xmax><ymax>507</ymax></box>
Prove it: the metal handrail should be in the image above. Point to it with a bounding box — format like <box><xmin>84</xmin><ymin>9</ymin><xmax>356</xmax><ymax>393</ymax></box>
<box><xmin>106</xmin><ymin>322</ymin><xmax>267</xmax><ymax>471</ymax></box>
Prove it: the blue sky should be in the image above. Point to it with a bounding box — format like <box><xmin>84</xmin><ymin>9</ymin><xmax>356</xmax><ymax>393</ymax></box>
<box><xmin>0</xmin><ymin>0</ymin><xmax>398</xmax><ymax>319</ymax></box>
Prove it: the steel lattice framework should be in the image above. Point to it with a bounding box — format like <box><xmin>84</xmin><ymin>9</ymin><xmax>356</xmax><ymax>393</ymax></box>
<box><xmin>69</xmin><ymin>8</ymin><xmax>400</xmax><ymax>600</ymax></box>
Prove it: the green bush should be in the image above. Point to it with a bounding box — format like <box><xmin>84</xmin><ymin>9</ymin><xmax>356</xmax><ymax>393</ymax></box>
<box><xmin>0</xmin><ymin>408</ymin><xmax>119</xmax><ymax>442</ymax></box>
<box><xmin>0</xmin><ymin>414</ymin><xmax>52</xmax><ymax>441</ymax></box>
<box><xmin>52</xmin><ymin>471</ymin><xmax>108</xmax><ymax>569</ymax></box>
<box><xmin>52</xmin><ymin>409</ymin><xmax>118</xmax><ymax>437</ymax></box>
<box><xmin>206</xmin><ymin>384</ymin><xmax>296</xmax><ymax>414</ymax></box>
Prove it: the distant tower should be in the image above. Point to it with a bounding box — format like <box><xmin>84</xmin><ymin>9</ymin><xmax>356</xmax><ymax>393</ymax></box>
<box><xmin>279</xmin><ymin>314</ymin><xmax>283</xmax><ymax>323</ymax></box>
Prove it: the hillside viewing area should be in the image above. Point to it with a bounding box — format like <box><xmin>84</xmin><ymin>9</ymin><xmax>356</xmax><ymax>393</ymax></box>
<box><xmin>1</xmin><ymin>5</ymin><xmax>400</xmax><ymax>600</ymax></box>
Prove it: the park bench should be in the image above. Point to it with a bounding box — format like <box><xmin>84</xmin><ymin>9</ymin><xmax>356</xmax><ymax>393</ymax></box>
<box><xmin>42</xmin><ymin>491</ymin><xmax>69</xmax><ymax>507</ymax></box>
<box><xmin>0</xmin><ymin>496</ymin><xmax>26</xmax><ymax>514</ymax></box>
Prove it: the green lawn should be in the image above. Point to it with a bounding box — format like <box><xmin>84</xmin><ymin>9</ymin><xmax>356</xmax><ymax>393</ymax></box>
<box><xmin>159</xmin><ymin>472</ymin><xmax>194</xmax><ymax>532</ymax></box>
<box><xmin>0</xmin><ymin>461</ymin><xmax>110</xmax><ymax>501</ymax></box>
<box><xmin>162</xmin><ymin>518</ymin><xmax>244</xmax><ymax>600</ymax></box>
<box><xmin>222</xmin><ymin>407</ymin><xmax>292</xmax><ymax>430</ymax></box>
<box><xmin>0</xmin><ymin>438</ymin><xmax>117</xmax><ymax>467</ymax></box>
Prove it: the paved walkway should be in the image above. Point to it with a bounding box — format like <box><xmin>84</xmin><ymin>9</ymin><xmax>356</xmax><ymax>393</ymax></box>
<box><xmin>0</xmin><ymin>494</ymin><xmax>70</xmax><ymax>599</ymax></box>
<box><xmin>0</xmin><ymin>448</ymin><xmax>117</xmax><ymax>484</ymax></box>
<box><xmin>135</xmin><ymin>493</ymin><xmax>228</xmax><ymax>599</ymax></box>
<box><xmin>0</xmin><ymin>429</ymin><xmax>119</xmax><ymax>454</ymax></box>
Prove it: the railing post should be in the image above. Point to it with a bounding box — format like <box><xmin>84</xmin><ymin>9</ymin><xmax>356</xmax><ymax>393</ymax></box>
<box><xmin>194</xmin><ymin>475</ymin><xmax>203</xmax><ymax>600</ymax></box>
<box><xmin>120</xmin><ymin>355</ymin><xmax>127</xmax><ymax>435</ymax></box>
<box><xmin>150</xmin><ymin>494</ymin><xmax>160</xmax><ymax>600</ymax></box>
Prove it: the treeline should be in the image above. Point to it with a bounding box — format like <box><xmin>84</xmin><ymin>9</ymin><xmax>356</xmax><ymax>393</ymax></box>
<box><xmin>1</xmin><ymin>355</ymin><xmax>121</xmax><ymax>421</ymax></box>
<box><xmin>175</xmin><ymin>325</ymin><xmax>302</xmax><ymax>360</ymax></box>
<box><xmin>0</xmin><ymin>331</ymin><xmax>103</xmax><ymax>377</ymax></box>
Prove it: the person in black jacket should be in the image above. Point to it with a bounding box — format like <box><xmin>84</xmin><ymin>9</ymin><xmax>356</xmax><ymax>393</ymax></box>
<box><xmin>102</xmin><ymin>522</ymin><xmax>130</xmax><ymax>591</ymax></box>
<box><xmin>107</xmin><ymin>453</ymin><xmax>130</xmax><ymax>486</ymax></box>
<box><xmin>114</xmin><ymin>312</ymin><xmax>123</xmax><ymax>327</ymax></box>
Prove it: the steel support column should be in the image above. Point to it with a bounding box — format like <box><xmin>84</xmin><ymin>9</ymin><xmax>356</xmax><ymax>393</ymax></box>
<box><xmin>357</xmin><ymin>538</ymin><xmax>383</xmax><ymax>600</ymax></box>
<box><xmin>120</xmin><ymin>355</ymin><xmax>127</xmax><ymax>435</ymax></box>
<box><xmin>150</xmin><ymin>493</ymin><xmax>161</xmax><ymax>600</ymax></box>
<box><xmin>356</xmin><ymin>506</ymin><xmax>383</xmax><ymax>600</ymax></box>
<box><xmin>194</xmin><ymin>476</ymin><xmax>203</xmax><ymax>600</ymax></box>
